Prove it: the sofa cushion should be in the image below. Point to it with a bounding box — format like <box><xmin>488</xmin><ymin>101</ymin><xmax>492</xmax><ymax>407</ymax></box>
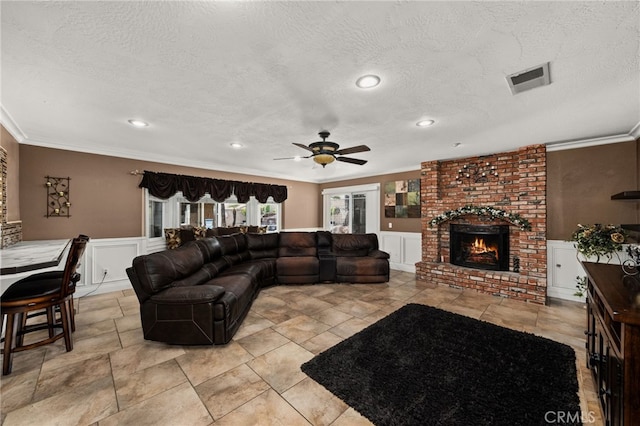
<box><xmin>247</xmin><ymin>225</ymin><xmax>267</xmax><ymax>234</ymax></box>
<box><xmin>209</xmin><ymin>274</ymin><xmax>257</xmax><ymax>322</ymax></box>
<box><xmin>247</xmin><ymin>233</ymin><xmax>279</xmax><ymax>259</ymax></box>
<box><xmin>149</xmin><ymin>285</ymin><xmax>225</xmax><ymax>304</ymax></box>
<box><xmin>195</xmin><ymin>238</ymin><xmax>223</xmax><ymax>263</ymax></box>
<box><xmin>200</xmin><ymin>258</ymin><xmax>229</xmax><ymax>278</ymax></box>
<box><xmin>218</xmin><ymin>234</ymin><xmax>250</xmax><ymax>265</ymax></box>
<box><xmin>132</xmin><ymin>242</ymin><xmax>204</xmax><ymax>294</ymax></box>
<box><xmin>164</xmin><ymin>228</ymin><xmax>182</xmax><ymax>249</ymax></box>
<box><xmin>217</xmin><ymin>226</ymin><xmax>243</xmax><ymax>236</ymax></box>
<box><xmin>336</xmin><ymin>256</ymin><xmax>389</xmax><ymax>277</ymax></box>
<box><xmin>278</xmin><ymin>232</ymin><xmax>317</xmax><ymax>257</ymax></box>
<box><xmin>276</xmin><ymin>256</ymin><xmax>319</xmax><ymax>276</ymax></box>
<box><xmin>243</xmin><ymin>259</ymin><xmax>277</xmax><ymax>285</ymax></box>
<box><xmin>331</xmin><ymin>233</ymin><xmax>378</xmax><ymax>257</ymax></box>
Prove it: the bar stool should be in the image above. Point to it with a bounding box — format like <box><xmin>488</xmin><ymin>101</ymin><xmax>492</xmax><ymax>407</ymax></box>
<box><xmin>1</xmin><ymin>236</ymin><xmax>89</xmax><ymax>375</ymax></box>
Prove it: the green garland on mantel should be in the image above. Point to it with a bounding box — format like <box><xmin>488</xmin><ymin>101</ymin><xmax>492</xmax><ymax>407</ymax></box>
<box><xmin>428</xmin><ymin>205</ymin><xmax>532</xmax><ymax>231</ymax></box>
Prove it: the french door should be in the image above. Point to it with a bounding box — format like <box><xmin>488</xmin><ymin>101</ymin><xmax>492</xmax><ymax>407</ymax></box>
<box><xmin>322</xmin><ymin>184</ymin><xmax>379</xmax><ymax>234</ymax></box>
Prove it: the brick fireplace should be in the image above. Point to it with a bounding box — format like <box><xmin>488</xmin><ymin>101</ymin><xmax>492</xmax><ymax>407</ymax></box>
<box><xmin>415</xmin><ymin>144</ymin><xmax>547</xmax><ymax>304</ymax></box>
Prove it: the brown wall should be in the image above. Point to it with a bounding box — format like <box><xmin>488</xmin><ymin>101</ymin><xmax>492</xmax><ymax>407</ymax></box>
<box><xmin>547</xmin><ymin>140</ymin><xmax>639</xmax><ymax>240</ymax></box>
<box><xmin>1</xmin><ymin>126</ymin><xmax>20</xmax><ymax>221</ymax></box>
<box><xmin>15</xmin><ymin>136</ymin><xmax>640</xmax><ymax>241</ymax></box>
<box><xmin>19</xmin><ymin>145</ymin><xmax>321</xmax><ymax>240</ymax></box>
<box><xmin>319</xmin><ymin>170</ymin><xmax>422</xmax><ymax>233</ymax></box>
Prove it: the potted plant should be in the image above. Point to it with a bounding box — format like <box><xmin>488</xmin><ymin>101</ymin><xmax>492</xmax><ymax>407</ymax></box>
<box><xmin>570</xmin><ymin>223</ymin><xmax>626</xmax><ymax>263</ymax></box>
<box><xmin>570</xmin><ymin>224</ymin><xmax>625</xmax><ymax>299</ymax></box>
<box><xmin>574</xmin><ymin>275</ymin><xmax>588</xmax><ymax>298</ymax></box>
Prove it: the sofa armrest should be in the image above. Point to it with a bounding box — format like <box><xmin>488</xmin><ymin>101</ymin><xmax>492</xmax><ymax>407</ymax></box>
<box><xmin>369</xmin><ymin>249</ymin><xmax>390</xmax><ymax>260</ymax></box>
<box><xmin>150</xmin><ymin>285</ymin><xmax>226</xmax><ymax>304</ymax></box>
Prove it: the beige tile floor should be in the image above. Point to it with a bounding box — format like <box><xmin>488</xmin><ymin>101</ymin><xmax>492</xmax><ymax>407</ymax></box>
<box><xmin>1</xmin><ymin>270</ymin><xmax>602</xmax><ymax>425</ymax></box>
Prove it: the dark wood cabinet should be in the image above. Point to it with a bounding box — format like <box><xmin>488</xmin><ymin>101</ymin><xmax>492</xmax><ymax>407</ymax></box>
<box><xmin>582</xmin><ymin>262</ymin><xmax>640</xmax><ymax>426</ymax></box>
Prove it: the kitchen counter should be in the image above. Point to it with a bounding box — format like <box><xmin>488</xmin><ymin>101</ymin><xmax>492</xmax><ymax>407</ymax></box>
<box><xmin>0</xmin><ymin>239</ymin><xmax>70</xmax><ymax>275</ymax></box>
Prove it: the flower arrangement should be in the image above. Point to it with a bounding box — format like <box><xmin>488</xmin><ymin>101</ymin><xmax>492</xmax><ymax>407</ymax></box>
<box><xmin>428</xmin><ymin>205</ymin><xmax>532</xmax><ymax>231</ymax></box>
<box><xmin>570</xmin><ymin>224</ymin><xmax>626</xmax><ymax>262</ymax></box>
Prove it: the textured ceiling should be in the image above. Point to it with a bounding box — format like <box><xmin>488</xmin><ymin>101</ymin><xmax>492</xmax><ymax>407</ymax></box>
<box><xmin>1</xmin><ymin>1</ymin><xmax>639</xmax><ymax>183</ymax></box>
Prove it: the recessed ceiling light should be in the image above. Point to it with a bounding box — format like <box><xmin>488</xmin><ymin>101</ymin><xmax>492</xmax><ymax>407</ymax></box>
<box><xmin>452</xmin><ymin>142</ymin><xmax>461</xmax><ymax>147</ymax></box>
<box><xmin>230</xmin><ymin>142</ymin><xmax>243</xmax><ymax>149</ymax></box>
<box><xmin>127</xmin><ymin>119</ymin><xmax>149</xmax><ymax>128</ymax></box>
<box><xmin>416</xmin><ymin>119</ymin><xmax>435</xmax><ymax>127</ymax></box>
<box><xmin>356</xmin><ymin>75</ymin><xmax>381</xmax><ymax>89</ymax></box>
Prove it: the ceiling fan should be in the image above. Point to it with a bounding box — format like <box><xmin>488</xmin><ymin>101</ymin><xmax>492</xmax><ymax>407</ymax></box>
<box><xmin>274</xmin><ymin>131</ymin><xmax>370</xmax><ymax>168</ymax></box>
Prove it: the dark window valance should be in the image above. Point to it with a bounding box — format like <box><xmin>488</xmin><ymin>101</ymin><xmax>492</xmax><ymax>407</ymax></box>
<box><xmin>139</xmin><ymin>171</ymin><xmax>287</xmax><ymax>203</ymax></box>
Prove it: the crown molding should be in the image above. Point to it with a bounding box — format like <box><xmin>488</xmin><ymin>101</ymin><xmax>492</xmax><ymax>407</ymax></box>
<box><xmin>20</xmin><ymin>137</ymin><xmax>322</xmax><ymax>184</ymax></box>
<box><xmin>0</xmin><ymin>105</ymin><xmax>27</xmax><ymax>142</ymax></box>
<box><xmin>545</xmin><ymin>134</ymin><xmax>635</xmax><ymax>152</ymax></box>
<box><xmin>630</xmin><ymin>121</ymin><xmax>640</xmax><ymax>140</ymax></box>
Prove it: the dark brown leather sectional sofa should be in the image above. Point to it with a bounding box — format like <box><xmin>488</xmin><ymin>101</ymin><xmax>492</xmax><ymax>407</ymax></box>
<box><xmin>126</xmin><ymin>231</ymin><xmax>390</xmax><ymax>345</ymax></box>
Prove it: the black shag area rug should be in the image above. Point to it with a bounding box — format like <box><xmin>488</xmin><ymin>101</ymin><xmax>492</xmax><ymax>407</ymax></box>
<box><xmin>301</xmin><ymin>303</ymin><xmax>582</xmax><ymax>426</ymax></box>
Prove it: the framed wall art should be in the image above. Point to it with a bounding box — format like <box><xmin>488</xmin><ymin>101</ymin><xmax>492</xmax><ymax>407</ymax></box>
<box><xmin>384</xmin><ymin>178</ymin><xmax>420</xmax><ymax>218</ymax></box>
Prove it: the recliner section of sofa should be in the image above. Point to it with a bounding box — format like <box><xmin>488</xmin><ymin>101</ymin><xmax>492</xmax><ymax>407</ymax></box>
<box><xmin>332</xmin><ymin>233</ymin><xmax>391</xmax><ymax>283</ymax></box>
<box><xmin>126</xmin><ymin>231</ymin><xmax>389</xmax><ymax>346</ymax></box>
<box><xmin>276</xmin><ymin>232</ymin><xmax>319</xmax><ymax>284</ymax></box>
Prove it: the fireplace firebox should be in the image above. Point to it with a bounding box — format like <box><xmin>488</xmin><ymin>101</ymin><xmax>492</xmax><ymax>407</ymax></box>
<box><xmin>450</xmin><ymin>224</ymin><xmax>509</xmax><ymax>271</ymax></box>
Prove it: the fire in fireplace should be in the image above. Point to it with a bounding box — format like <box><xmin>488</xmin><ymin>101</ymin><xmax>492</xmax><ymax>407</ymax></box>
<box><xmin>450</xmin><ymin>224</ymin><xmax>510</xmax><ymax>271</ymax></box>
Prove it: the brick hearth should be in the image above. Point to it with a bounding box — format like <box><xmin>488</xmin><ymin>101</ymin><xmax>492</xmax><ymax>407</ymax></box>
<box><xmin>416</xmin><ymin>145</ymin><xmax>547</xmax><ymax>304</ymax></box>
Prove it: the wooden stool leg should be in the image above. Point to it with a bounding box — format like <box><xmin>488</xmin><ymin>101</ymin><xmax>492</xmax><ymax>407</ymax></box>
<box><xmin>69</xmin><ymin>297</ymin><xmax>76</xmax><ymax>332</ymax></box>
<box><xmin>59</xmin><ymin>302</ymin><xmax>73</xmax><ymax>352</ymax></box>
<box><xmin>46</xmin><ymin>307</ymin><xmax>56</xmax><ymax>338</ymax></box>
<box><xmin>3</xmin><ymin>313</ymin><xmax>18</xmax><ymax>375</ymax></box>
<box><xmin>16</xmin><ymin>312</ymin><xmax>27</xmax><ymax>346</ymax></box>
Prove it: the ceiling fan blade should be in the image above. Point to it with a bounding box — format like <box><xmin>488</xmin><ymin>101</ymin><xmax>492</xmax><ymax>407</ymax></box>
<box><xmin>273</xmin><ymin>155</ymin><xmax>311</xmax><ymax>160</ymax></box>
<box><xmin>336</xmin><ymin>156</ymin><xmax>367</xmax><ymax>165</ymax></box>
<box><xmin>292</xmin><ymin>142</ymin><xmax>314</xmax><ymax>152</ymax></box>
<box><xmin>334</xmin><ymin>145</ymin><xmax>371</xmax><ymax>155</ymax></box>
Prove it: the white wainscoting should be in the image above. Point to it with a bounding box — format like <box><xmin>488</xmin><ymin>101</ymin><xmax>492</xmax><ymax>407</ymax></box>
<box><xmin>0</xmin><ymin>237</ymin><xmax>146</xmax><ymax>298</ymax></box>
<box><xmin>379</xmin><ymin>231</ymin><xmax>421</xmax><ymax>273</ymax></box>
<box><xmin>546</xmin><ymin>240</ymin><xmax>585</xmax><ymax>302</ymax></box>
<box><xmin>546</xmin><ymin>240</ymin><xmax>626</xmax><ymax>303</ymax></box>
<box><xmin>3</xmin><ymin>231</ymin><xmax>423</xmax><ymax>298</ymax></box>
<box><xmin>75</xmin><ymin>237</ymin><xmax>145</xmax><ymax>297</ymax></box>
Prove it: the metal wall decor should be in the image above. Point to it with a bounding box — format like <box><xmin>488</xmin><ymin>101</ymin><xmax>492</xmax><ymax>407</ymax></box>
<box><xmin>45</xmin><ymin>176</ymin><xmax>71</xmax><ymax>217</ymax></box>
<box><xmin>456</xmin><ymin>162</ymin><xmax>498</xmax><ymax>185</ymax></box>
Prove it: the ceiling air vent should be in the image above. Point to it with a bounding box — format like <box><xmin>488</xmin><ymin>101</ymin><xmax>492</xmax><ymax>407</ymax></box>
<box><xmin>506</xmin><ymin>62</ymin><xmax>550</xmax><ymax>95</ymax></box>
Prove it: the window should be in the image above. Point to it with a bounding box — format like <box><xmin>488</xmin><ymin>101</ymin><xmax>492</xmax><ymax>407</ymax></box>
<box><xmin>148</xmin><ymin>200</ymin><xmax>164</xmax><ymax>238</ymax></box>
<box><xmin>145</xmin><ymin>191</ymin><xmax>281</xmax><ymax>237</ymax></box>
<box><xmin>220</xmin><ymin>199</ymin><xmax>246</xmax><ymax>227</ymax></box>
<box><xmin>179</xmin><ymin>199</ymin><xmax>217</xmax><ymax>228</ymax></box>
<box><xmin>258</xmin><ymin>198</ymin><xmax>281</xmax><ymax>233</ymax></box>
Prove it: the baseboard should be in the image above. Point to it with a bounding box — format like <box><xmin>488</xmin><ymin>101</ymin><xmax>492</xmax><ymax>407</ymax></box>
<box><xmin>75</xmin><ymin>279</ymin><xmax>133</xmax><ymax>298</ymax></box>
<box><xmin>390</xmin><ymin>263</ymin><xmax>416</xmax><ymax>273</ymax></box>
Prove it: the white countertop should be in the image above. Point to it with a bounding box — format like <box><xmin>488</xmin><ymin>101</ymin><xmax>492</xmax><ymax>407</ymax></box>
<box><xmin>0</xmin><ymin>239</ymin><xmax>70</xmax><ymax>275</ymax></box>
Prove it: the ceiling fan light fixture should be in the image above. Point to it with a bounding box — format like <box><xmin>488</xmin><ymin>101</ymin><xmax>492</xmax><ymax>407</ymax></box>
<box><xmin>356</xmin><ymin>74</ymin><xmax>381</xmax><ymax>89</ymax></box>
<box><xmin>128</xmin><ymin>119</ymin><xmax>149</xmax><ymax>128</ymax></box>
<box><xmin>416</xmin><ymin>119</ymin><xmax>435</xmax><ymax>127</ymax></box>
<box><xmin>313</xmin><ymin>153</ymin><xmax>335</xmax><ymax>167</ymax></box>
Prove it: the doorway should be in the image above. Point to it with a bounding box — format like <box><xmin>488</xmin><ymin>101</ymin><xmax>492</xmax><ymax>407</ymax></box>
<box><xmin>322</xmin><ymin>184</ymin><xmax>379</xmax><ymax>234</ymax></box>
